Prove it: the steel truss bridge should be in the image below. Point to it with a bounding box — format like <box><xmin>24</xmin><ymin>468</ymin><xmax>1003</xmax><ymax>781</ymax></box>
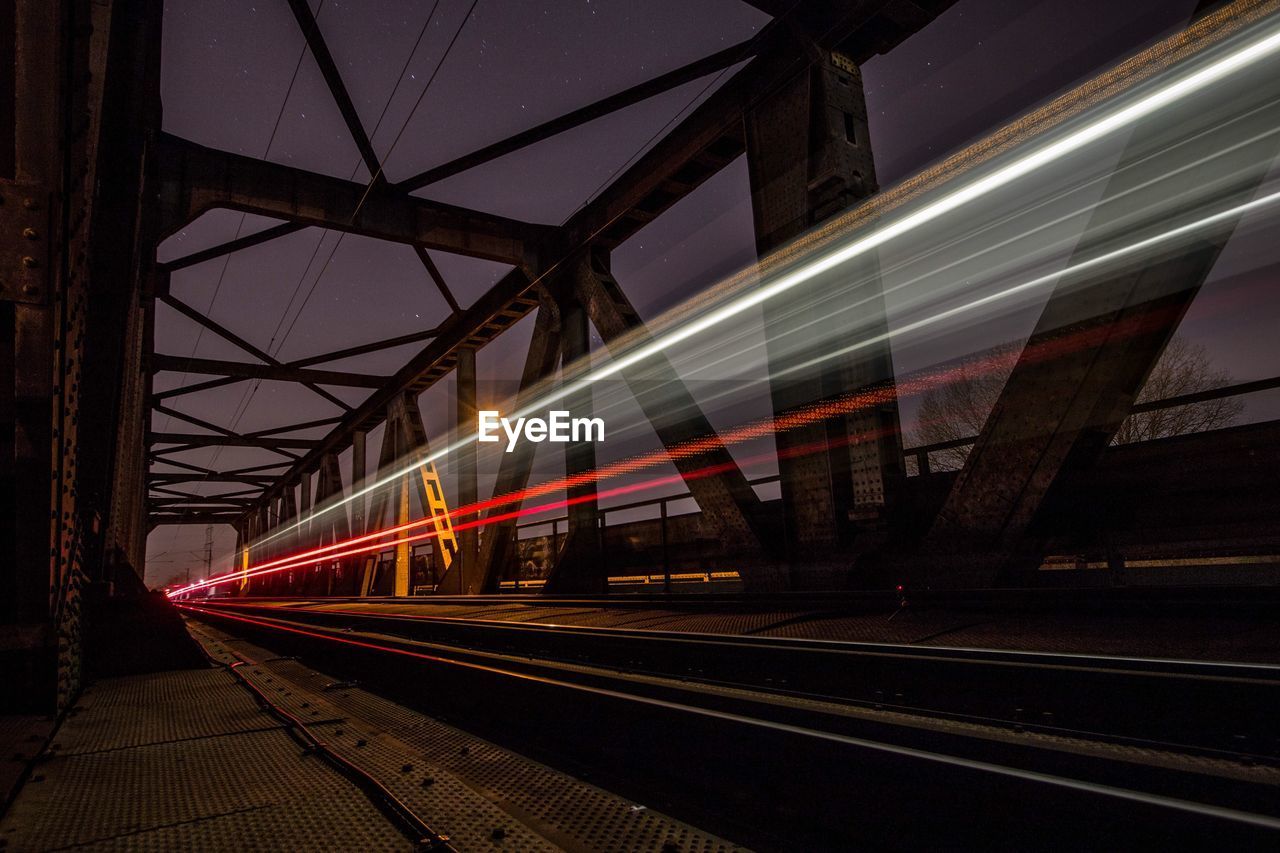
<box><xmin>5</xmin><ymin>0</ymin><xmax>1280</xmax><ymax>711</ymax></box>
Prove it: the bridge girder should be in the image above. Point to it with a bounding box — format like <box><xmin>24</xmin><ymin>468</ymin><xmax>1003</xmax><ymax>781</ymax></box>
<box><xmin>152</xmin><ymin>133</ymin><xmax>549</xmax><ymax>267</ymax></box>
<box><xmin>141</xmin><ymin>0</ymin><xmax>958</xmax><ymax>571</ymax></box>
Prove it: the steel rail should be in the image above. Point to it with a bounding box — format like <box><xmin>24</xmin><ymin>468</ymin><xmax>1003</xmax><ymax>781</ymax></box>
<box><xmin>195</xmin><ymin>634</ymin><xmax>456</xmax><ymax>851</ymax></box>
<box><xmin>185</xmin><ymin>598</ymin><xmax>1280</xmax><ymax>759</ymax></box>
<box><xmin>179</xmin><ymin>602</ymin><xmax>1280</xmax><ymax>850</ymax></box>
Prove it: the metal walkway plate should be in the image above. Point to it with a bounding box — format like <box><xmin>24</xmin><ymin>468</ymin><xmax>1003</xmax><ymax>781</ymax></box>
<box><xmin>191</xmin><ymin>620</ymin><xmax>745</xmax><ymax>853</ymax></box>
<box><xmin>0</xmin><ymin>668</ymin><xmax>411</xmax><ymax>852</ymax></box>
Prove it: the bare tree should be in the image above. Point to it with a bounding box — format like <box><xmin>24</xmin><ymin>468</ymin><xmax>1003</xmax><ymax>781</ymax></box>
<box><xmin>1112</xmin><ymin>336</ymin><xmax>1244</xmax><ymax>444</ymax></box>
<box><xmin>912</xmin><ymin>343</ymin><xmax>1018</xmax><ymax>469</ymax></box>
<box><xmin>911</xmin><ymin>336</ymin><xmax>1243</xmax><ymax>470</ymax></box>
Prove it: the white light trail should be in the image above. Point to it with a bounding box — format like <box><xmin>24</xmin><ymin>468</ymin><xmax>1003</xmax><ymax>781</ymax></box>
<box><xmin>253</xmin><ymin>16</ymin><xmax>1280</xmax><ymax>553</ymax></box>
<box><xmin>775</xmin><ymin>189</ymin><xmax>1280</xmax><ymax>379</ymax></box>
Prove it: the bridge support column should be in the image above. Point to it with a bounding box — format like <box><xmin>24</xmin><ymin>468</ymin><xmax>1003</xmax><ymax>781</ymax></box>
<box><xmin>543</xmin><ymin>280</ymin><xmax>602</xmax><ymax>594</ymax></box>
<box><xmin>306</xmin><ymin>453</ymin><xmax>351</xmax><ymax>593</ymax></box>
<box><xmin>232</xmin><ymin>520</ymin><xmax>247</xmax><ymax>595</ymax></box>
<box><xmin>361</xmin><ymin>422</ymin><xmax>401</xmax><ymax>596</ymax></box>
<box><xmin>745</xmin><ymin>45</ymin><xmax>904</xmax><ymax>586</ymax></box>
<box><xmin>298</xmin><ymin>471</ymin><xmax>311</xmax><ymax>536</ymax></box>
<box><xmin>569</xmin><ymin>249</ymin><xmax>786</xmax><ymax>589</ymax></box>
<box><xmin>453</xmin><ymin>348</ymin><xmax>479</xmax><ymax>591</ymax></box>
<box><xmin>474</xmin><ymin>297</ymin><xmax>563</xmax><ymax>592</ymax></box>
<box><xmin>278</xmin><ymin>487</ymin><xmax>298</xmax><ymax>592</ymax></box>
<box><xmin>295</xmin><ymin>471</ymin><xmax>313</xmax><ymax>591</ymax></box>
<box><xmin>267</xmin><ymin>498</ymin><xmax>284</xmax><ymax>595</ymax></box>
<box><xmin>351</xmin><ymin>429</ymin><xmax>366</xmax><ymax>537</ymax></box>
<box><xmin>393</xmin><ymin>474</ymin><xmax>411</xmax><ymax>596</ymax></box>
<box><xmin>363</xmin><ymin>394</ymin><xmax>458</xmax><ymax>595</ymax></box>
<box><xmin>253</xmin><ymin>506</ymin><xmax>270</xmax><ymax>595</ymax></box>
<box><xmin>925</xmin><ymin>69</ymin><xmax>1280</xmax><ymax>586</ymax></box>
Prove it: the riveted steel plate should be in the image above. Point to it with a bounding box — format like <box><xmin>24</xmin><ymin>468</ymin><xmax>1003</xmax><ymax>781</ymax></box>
<box><xmin>189</xmin><ymin>620</ymin><xmax>746</xmax><ymax>852</ymax></box>
<box><xmin>0</xmin><ymin>665</ymin><xmax>414</xmax><ymax>851</ymax></box>
<box><xmin>54</xmin><ymin>668</ymin><xmax>274</xmax><ymax>755</ymax></box>
<box><xmin>0</xmin><ymin>180</ymin><xmax>51</xmax><ymax>305</ymax></box>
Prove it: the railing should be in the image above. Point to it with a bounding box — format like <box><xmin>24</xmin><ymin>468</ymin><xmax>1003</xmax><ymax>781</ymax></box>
<box><xmin>511</xmin><ymin>374</ymin><xmax>1280</xmax><ymax>580</ymax></box>
<box><xmin>901</xmin><ymin>375</ymin><xmax>1280</xmax><ymax>476</ymax></box>
<box><xmin>511</xmin><ymin>474</ymin><xmax>781</xmax><ymax>590</ymax></box>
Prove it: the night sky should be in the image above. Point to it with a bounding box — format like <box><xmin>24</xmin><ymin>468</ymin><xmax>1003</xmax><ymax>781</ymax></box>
<box><xmin>145</xmin><ymin>0</ymin><xmax>1280</xmax><ymax>586</ymax></box>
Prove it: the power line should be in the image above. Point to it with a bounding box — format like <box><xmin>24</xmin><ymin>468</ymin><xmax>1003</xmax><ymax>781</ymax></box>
<box><xmin>350</xmin><ymin>0</ymin><xmax>482</xmax><ymax>221</ymax></box>
<box><xmin>247</xmin><ymin>0</ymin><xmax>449</xmax><ymax>390</ymax></box>
<box><xmin>180</xmin><ymin>0</ymin><xmax>453</xmax><ymax>566</ymax></box>
<box><xmin>155</xmin><ymin>1</ymin><xmax>327</xmax><ymax>545</ymax></box>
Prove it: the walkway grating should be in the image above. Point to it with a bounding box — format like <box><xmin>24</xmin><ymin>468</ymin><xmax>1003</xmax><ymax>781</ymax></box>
<box><xmin>0</xmin><ymin>667</ymin><xmax>410</xmax><ymax>851</ymax></box>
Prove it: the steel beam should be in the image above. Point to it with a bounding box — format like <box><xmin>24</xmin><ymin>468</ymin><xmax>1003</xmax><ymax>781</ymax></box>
<box><xmin>276</xmin><ymin>485</ymin><xmax>299</xmax><ymax>591</ymax></box>
<box><xmin>151</xmin><ymin>403</ymin><xmax>300</xmax><ymax>461</ymax></box>
<box><xmin>150</xmin><ymin>374</ymin><xmax>245</xmax><ymax>401</ymax></box>
<box><xmin>219</xmin><ymin>462</ymin><xmax>292</xmax><ymax>476</ymax></box>
<box><xmin>395</xmin><ymin>37</ymin><xmax>761</xmax><ymax>191</ymax></box>
<box><xmin>359</xmin><ymin>416</ymin><xmax>402</xmax><ymax>596</ymax></box>
<box><xmin>160</xmin><ymin>222</ymin><xmax>303</xmax><ymax>272</ymax></box>
<box><xmin>148</xmin><ymin>432</ymin><xmax>320</xmax><ymax>449</ymax></box>
<box><xmin>156</xmin><ymin>293</ymin><xmax>353</xmax><ymax>409</ymax></box>
<box><xmin>148</xmin><ymin>485</ymin><xmax>216</xmax><ymax>500</ymax></box>
<box><xmin>350</xmin><ymin>429</ymin><xmax>367</xmax><ymax>539</ymax></box>
<box><xmin>471</xmin><ymin>300</ymin><xmax>563</xmax><ymax>592</ymax></box>
<box><xmin>745</xmin><ymin>44</ymin><xmax>904</xmax><ymax>577</ymax></box>
<box><xmin>925</xmin><ymin>47</ymin><xmax>1280</xmax><ymax>586</ymax></box>
<box><xmin>284</xmin><ymin>0</ymin><xmax>381</xmax><ymax>179</ymax></box>
<box><xmin>569</xmin><ymin>251</ymin><xmax>784</xmax><ymax>589</ymax></box>
<box><xmin>148</xmin><ymin>487</ymin><xmax>254</xmax><ymax>503</ymax></box>
<box><xmin>145</xmin><ymin>455</ymin><xmax>217</xmax><ymax>475</ymax></box>
<box><xmin>152</xmin><ymin>353</ymin><xmax>389</xmax><ymax>388</ymax></box>
<box><xmin>153</xmin><ymin>133</ymin><xmax>547</xmax><ymax>266</ymax></box>
<box><xmin>149</xmin><ymin>497</ymin><xmax>254</xmax><ymax>508</ymax></box>
<box><xmin>563</xmin><ymin>2</ymin><xmax>954</xmax><ymax>252</ymax></box>
<box><xmin>288</xmin><ymin>329</ymin><xmax>438</xmax><ymax>369</ymax></box>
<box><xmin>230</xmin><ymin>0</ymin><xmax>954</xmax><ymax>536</ymax></box>
<box><xmin>246</xmin><ymin>416</ymin><xmax>344</xmax><ymax>437</ymax></box>
<box><xmin>358</xmin><ymin>396</ymin><xmax>458</xmax><ymax>595</ymax></box>
<box><xmin>254</xmin><ymin>266</ymin><xmax>538</xmax><ymax>506</ymax></box>
<box><xmin>291</xmin><ymin>471</ymin><xmax>312</xmax><ymax>583</ymax></box>
<box><xmin>452</xmin><ymin>349</ymin><xmax>478</xmax><ymax>588</ymax></box>
<box><xmin>739</xmin><ymin>1</ymin><xmax>953</xmax><ymax>59</ymax></box>
<box><xmin>149</xmin><ymin>473</ymin><xmax>276</xmax><ymax>485</ymax></box>
<box><xmin>542</xmin><ymin>282</ymin><xmax>602</xmax><ymax>594</ymax></box>
<box><xmin>4</xmin><ymin>0</ymin><xmax>59</xmax><ymax>677</ymax></box>
<box><xmin>310</xmin><ymin>453</ymin><xmax>351</xmax><ymax>594</ymax></box>
<box><xmin>415</xmin><ymin>247</ymin><xmax>461</xmax><ymax>314</ymax></box>
<box><xmin>150</xmin><ymin>514</ymin><xmax>241</xmax><ymax>526</ymax></box>
<box><xmin>397</xmin><ymin>394</ymin><xmax>459</xmax><ymax>590</ymax></box>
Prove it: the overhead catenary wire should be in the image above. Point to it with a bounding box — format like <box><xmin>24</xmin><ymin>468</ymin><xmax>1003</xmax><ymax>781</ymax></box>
<box><xmin>348</xmin><ymin>0</ymin><xmax>482</xmax><ymax>222</ymax></box>
<box><xmin>155</xmin><ymin>1</ymin><xmax>327</xmax><ymax>544</ymax></box>
<box><xmin>156</xmin><ymin>0</ymin><xmax>443</xmax><ymax>571</ymax></box>
<box><xmin>170</xmin><ymin>1</ymin><xmax>763</xmax><ymax>562</ymax></box>
<box><xmin>238</xmin><ymin>0</ymin><xmax>450</xmax><ymax>421</ymax></box>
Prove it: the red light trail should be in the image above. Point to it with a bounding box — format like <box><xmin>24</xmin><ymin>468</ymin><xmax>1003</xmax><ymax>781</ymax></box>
<box><xmin>168</xmin><ymin>302</ymin><xmax>1181</xmax><ymax>599</ymax></box>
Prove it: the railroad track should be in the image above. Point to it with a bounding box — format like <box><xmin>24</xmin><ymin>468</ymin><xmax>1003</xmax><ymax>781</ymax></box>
<box><xmin>179</xmin><ymin>599</ymin><xmax>1280</xmax><ymax>850</ymax></box>
<box><xmin>182</xmin><ymin>596</ymin><xmax>1280</xmax><ymax>757</ymax></box>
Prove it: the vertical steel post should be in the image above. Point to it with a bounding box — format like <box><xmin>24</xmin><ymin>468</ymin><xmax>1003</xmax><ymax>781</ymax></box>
<box><xmin>660</xmin><ymin>500</ymin><xmax>670</xmax><ymax>593</ymax></box>
<box><xmin>394</xmin><ymin>473</ymin><xmax>410</xmax><ymax>596</ymax></box>
<box><xmin>543</xmin><ymin>281</ymin><xmax>602</xmax><ymax>593</ymax></box>
<box><xmin>350</xmin><ymin>429</ymin><xmax>366</xmax><ymax>534</ymax></box>
<box><xmin>454</xmin><ymin>348</ymin><xmax>478</xmax><ymax>592</ymax></box>
<box><xmin>745</xmin><ymin>48</ymin><xmax>903</xmax><ymax>582</ymax></box>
